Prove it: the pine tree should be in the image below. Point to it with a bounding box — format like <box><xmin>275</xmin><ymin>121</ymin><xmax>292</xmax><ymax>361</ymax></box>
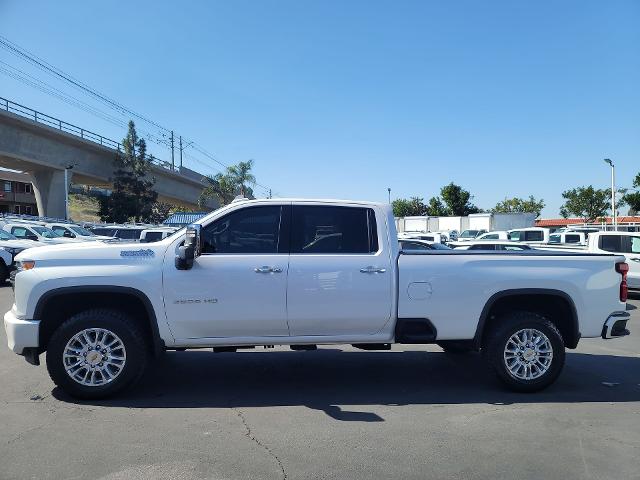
<box><xmin>98</xmin><ymin>121</ymin><xmax>158</xmax><ymax>223</ymax></box>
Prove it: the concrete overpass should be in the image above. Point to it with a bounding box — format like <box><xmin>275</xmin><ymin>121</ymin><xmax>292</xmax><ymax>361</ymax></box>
<box><xmin>0</xmin><ymin>99</ymin><xmax>218</xmax><ymax>218</ymax></box>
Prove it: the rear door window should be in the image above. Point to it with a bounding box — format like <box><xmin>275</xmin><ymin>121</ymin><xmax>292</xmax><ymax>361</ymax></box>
<box><xmin>291</xmin><ymin>205</ymin><xmax>378</xmax><ymax>254</ymax></box>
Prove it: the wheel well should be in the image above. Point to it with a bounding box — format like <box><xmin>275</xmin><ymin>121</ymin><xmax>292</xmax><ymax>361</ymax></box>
<box><xmin>478</xmin><ymin>293</ymin><xmax>579</xmax><ymax>349</ymax></box>
<box><xmin>36</xmin><ymin>290</ymin><xmax>161</xmax><ymax>355</ymax></box>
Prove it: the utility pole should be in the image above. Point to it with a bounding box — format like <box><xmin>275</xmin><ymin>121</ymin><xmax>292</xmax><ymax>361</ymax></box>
<box><xmin>269</xmin><ymin>189</ymin><xmax>272</xmax><ymax>199</ymax></box>
<box><xmin>604</xmin><ymin>158</ymin><xmax>616</xmax><ymax>230</ymax></box>
<box><xmin>179</xmin><ymin>136</ymin><xmax>183</xmax><ymax>170</ymax></box>
<box><xmin>170</xmin><ymin>131</ymin><xmax>175</xmax><ymax>170</ymax></box>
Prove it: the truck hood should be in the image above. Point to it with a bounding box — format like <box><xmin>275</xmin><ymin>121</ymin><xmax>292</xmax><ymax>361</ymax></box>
<box><xmin>14</xmin><ymin>240</ymin><xmax>167</xmax><ymax>263</ymax></box>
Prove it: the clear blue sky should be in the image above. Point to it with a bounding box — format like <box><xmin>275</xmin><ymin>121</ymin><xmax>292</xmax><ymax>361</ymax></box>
<box><xmin>1</xmin><ymin>1</ymin><xmax>638</xmax><ymax>216</ymax></box>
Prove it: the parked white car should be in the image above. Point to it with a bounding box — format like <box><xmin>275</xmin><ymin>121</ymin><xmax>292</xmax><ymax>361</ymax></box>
<box><xmin>2</xmin><ymin>223</ymin><xmax>82</xmax><ymax>244</ymax></box>
<box><xmin>547</xmin><ymin>231</ymin><xmax>587</xmax><ymax>246</ymax></box>
<box><xmin>4</xmin><ymin>198</ymin><xmax>631</xmax><ymax>399</ymax></box>
<box><xmin>398</xmin><ymin>231</ymin><xmax>445</xmax><ymax>243</ymax></box>
<box><xmin>453</xmin><ymin>240</ymin><xmax>532</xmax><ymax>251</ymax></box>
<box><xmin>457</xmin><ymin>229</ymin><xmax>488</xmax><ymax>241</ymax></box>
<box><xmin>139</xmin><ymin>227</ymin><xmax>178</xmax><ymax>243</ymax></box>
<box><xmin>538</xmin><ymin>231</ymin><xmax>639</xmax><ymax>289</ymax></box>
<box><xmin>476</xmin><ymin>231</ymin><xmax>511</xmax><ymax>241</ymax></box>
<box><xmin>46</xmin><ymin>223</ymin><xmax>112</xmax><ymax>242</ymax></box>
<box><xmin>88</xmin><ymin>225</ymin><xmax>147</xmax><ymax>242</ymax></box>
<box><xmin>398</xmin><ymin>239</ymin><xmax>452</xmax><ymax>251</ymax></box>
<box><xmin>508</xmin><ymin>227</ymin><xmax>551</xmax><ymax>245</ymax></box>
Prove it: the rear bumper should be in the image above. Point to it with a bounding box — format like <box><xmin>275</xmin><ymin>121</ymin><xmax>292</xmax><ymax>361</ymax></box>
<box><xmin>4</xmin><ymin>309</ymin><xmax>39</xmax><ymax>354</ymax></box>
<box><xmin>602</xmin><ymin>311</ymin><xmax>631</xmax><ymax>339</ymax></box>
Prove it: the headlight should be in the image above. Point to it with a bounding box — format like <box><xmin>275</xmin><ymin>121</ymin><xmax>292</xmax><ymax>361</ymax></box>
<box><xmin>17</xmin><ymin>260</ymin><xmax>36</xmax><ymax>271</ymax></box>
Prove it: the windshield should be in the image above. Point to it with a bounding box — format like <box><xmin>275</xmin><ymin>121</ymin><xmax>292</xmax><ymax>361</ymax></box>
<box><xmin>70</xmin><ymin>226</ymin><xmax>95</xmax><ymax>236</ymax></box>
<box><xmin>431</xmin><ymin>243</ymin><xmax>452</xmax><ymax>250</ymax></box>
<box><xmin>0</xmin><ymin>230</ymin><xmax>17</xmax><ymax>240</ymax></box>
<box><xmin>460</xmin><ymin>230</ymin><xmax>479</xmax><ymax>238</ymax></box>
<box><xmin>32</xmin><ymin>226</ymin><xmax>60</xmax><ymax>238</ymax></box>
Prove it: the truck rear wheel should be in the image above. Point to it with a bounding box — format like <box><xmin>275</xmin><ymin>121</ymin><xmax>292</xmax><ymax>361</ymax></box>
<box><xmin>483</xmin><ymin>312</ymin><xmax>565</xmax><ymax>392</ymax></box>
<box><xmin>46</xmin><ymin>309</ymin><xmax>148</xmax><ymax>399</ymax></box>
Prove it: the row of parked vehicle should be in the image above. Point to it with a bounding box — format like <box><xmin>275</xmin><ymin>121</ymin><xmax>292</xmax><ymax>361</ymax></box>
<box><xmin>0</xmin><ymin>215</ymin><xmax>179</xmax><ymax>282</ymax></box>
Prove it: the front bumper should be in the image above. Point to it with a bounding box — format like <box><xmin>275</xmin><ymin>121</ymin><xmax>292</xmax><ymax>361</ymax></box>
<box><xmin>602</xmin><ymin>311</ymin><xmax>631</xmax><ymax>339</ymax></box>
<box><xmin>4</xmin><ymin>309</ymin><xmax>39</xmax><ymax>355</ymax></box>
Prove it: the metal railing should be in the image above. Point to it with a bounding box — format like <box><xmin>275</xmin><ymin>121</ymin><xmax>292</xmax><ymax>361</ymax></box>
<box><xmin>0</xmin><ymin>95</ymin><xmax>175</xmax><ymax>172</ymax></box>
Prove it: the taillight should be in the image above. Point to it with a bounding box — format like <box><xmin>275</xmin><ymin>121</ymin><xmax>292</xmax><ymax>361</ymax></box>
<box><xmin>616</xmin><ymin>262</ymin><xmax>628</xmax><ymax>302</ymax></box>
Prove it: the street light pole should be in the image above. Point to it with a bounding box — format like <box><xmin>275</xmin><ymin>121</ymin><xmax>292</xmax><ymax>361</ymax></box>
<box><xmin>604</xmin><ymin>158</ymin><xmax>616</xmax><ymax>230</ymax></box>
<box><xmin>387</xmin><ymin>188</ymin><xmax>391</xmax><ymax>204</ymax></box>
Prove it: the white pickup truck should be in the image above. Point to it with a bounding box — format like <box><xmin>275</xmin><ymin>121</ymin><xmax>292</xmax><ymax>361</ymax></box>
<box><xmin>3</xmin><ymin>199</ymin><xmax>632</xmax><ymax>399</ymax></box>
<box><xmin>538</xmin><ymin>230</ymin><xmax>640</xmax><ymax>289</ymax></box>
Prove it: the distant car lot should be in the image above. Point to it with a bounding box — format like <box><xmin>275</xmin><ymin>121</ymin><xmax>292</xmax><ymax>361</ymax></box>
<box><xmin>0</xmin><ymin>286</ymin><xmax>638</xmax><ymax>479</ymax></box>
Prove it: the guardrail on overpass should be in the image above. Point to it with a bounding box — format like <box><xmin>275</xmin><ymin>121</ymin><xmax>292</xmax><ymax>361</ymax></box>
<box><xmin>0</xmin><ymin>95</ymin><xmax>174</xmax><ymax>171</ymax></box>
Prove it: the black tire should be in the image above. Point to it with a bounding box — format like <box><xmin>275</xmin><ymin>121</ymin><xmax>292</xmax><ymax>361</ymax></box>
<box><xmin>0</xmin><ymin>261</ymin><xmax>8</xmax><ymax>283</ymax></box>
<box><xmin>437</xmin><ymin>340</ymin><xmax>475</xmax><ymax>354</ymax></box>
<box><xmin>483</xmin><ymin>311</ymin><xmax>565</xmax><ymax>392</ymax></box>
<box><xmin>46</xmin><ymin>309</ymin><xmax>148</xmax><ymax>399</ymax></box>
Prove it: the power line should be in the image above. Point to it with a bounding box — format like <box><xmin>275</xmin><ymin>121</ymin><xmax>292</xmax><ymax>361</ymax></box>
<box><xmin>0</xmin><ymin>35</ymin><xmax>279</xmax><ymax>196</ymax></box>
<box><xmin>0</xmin><ymin>34</ymin><xmax>170</xmax><ymax>133</ymax></box>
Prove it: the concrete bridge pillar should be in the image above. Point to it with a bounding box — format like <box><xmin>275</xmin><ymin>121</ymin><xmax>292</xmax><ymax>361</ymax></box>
<box><xmin>28</xmin><ymin>169</ymin><xmax>68</xmax><ymax>219</ymax></box>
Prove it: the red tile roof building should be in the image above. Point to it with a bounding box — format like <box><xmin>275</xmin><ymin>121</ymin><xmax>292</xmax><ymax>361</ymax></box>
<box><xmin>535</xmin><ymin>216</ymin><xmax>640</xmax><ymax>228</ymax></box>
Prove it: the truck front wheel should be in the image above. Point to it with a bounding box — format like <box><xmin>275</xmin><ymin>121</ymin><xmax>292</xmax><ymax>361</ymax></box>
<box><xmin>46</xmin><ymin>309</ymin><xmax>148</xmax><ymax>399</ymax></box>
<box><xmin>483</xmin><ymin>312</ymin><xmax>565</xmax><ymax>392</ymax></box>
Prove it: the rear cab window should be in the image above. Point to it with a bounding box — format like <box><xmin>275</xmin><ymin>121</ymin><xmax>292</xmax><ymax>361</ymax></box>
<box><xmin>599</xmin><ymin>235</ymin><xmax>623</xmax><ymax>252</ymax></box>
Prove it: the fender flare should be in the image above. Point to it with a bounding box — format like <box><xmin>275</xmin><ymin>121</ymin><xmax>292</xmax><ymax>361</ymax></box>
<box><xmin>34</xmin><ymin>285</ymin><xmax>165</xmax><ymax>356</ymax></box>
<box><xmin>472</xmin><ymin>288</ymin><xmax>580</xmax><ymax>349</ymax></box>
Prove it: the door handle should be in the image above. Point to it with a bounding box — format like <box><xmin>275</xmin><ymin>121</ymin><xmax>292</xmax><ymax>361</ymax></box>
<box><xmin>360</xmin><ymin>266</ymin><xmax>386</xmax><ymax>274</ymax></box>
<box><xmin>630</xmin><ymin>258</ymin><xmax>640</xmax><ymax>262</ymax></box>
<box><xmin>254</xmin><ymin>266</ymin><xmax>283</xmax><ymax>273</ymax></box>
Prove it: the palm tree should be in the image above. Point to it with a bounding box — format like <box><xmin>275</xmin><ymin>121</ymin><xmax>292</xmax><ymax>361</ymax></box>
<box><xmin>198</xmin><ymin>173</ymin><xmax>237</xmax><ymax>208</ymax></box>
<box><xmin>198</xmin><ymin>160</ymin><xmax>257</xmax><ymax>209</ymax></box>
<box><xmin>227</xmin><ymin>160</ymin><xmax>256</xmax><ymax>197</ymax></box>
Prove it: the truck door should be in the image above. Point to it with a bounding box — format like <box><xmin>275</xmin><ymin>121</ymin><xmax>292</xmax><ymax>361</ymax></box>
<box><xmin>163</xmin><ymin>205</ymin><xmax>291</xmax><ymax>339</ymax></box>
<box><xmin>625</xmin><ymin>235</ymin><xmax>640</xmax><ymax>289</ymax></box>
<box><xmin>286</xmin><ymin>204</ymin><xmax>392</xmax><ymax>336</ymax></box>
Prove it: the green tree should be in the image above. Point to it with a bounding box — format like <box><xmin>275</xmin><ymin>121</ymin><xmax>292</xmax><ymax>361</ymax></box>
<box><xmin>98</xmin><ymin>121</ymin><xmax>158</xmax><ymax>223</ymax></box>
<box><xmin>392</xmin><ymin>197</ymin><xmax>427</xmax><ymax>217</ymax></box>
<box><xmin>227</xmin><ymin>160</ymin><xmax>256</xmax><ymax>197</ymax></box>
<box><xmin>199</xmin><ymin>160</ymin><xmax>257</xmax><ymax>208</ymax></box>
<box><xmin>622</xmin><ymin>172</ymin><xmax>640</xmax><ymax>215</ymax></box>
<box><xmin>425</xmin><ymin>196</ymin><xmax>447</xmax><ymax>216</ymax></box>
<box><xmin>440</xmin><ymin>183</ymin><xmax>480</xmax><ymax>216</ymax></box>
<box><xmin>559</xmin><ymin>186</ymin><xmax>610</xmax><ymax>222</ymax></box>
<box><xmin>492</xmin><ymin>196</ymin><xmax>545</xmax><ymax>217</ymax></box>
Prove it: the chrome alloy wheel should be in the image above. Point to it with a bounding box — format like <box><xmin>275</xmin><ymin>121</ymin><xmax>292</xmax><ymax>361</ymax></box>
<box><xmin>503</xmin><ymin>328</ymin><xmax>553</xmax><ymax>381</ymax></box>
<box><xmin>63</xmin><ymin>328</ymin><xmax>126</xmax><ymax>387</ymax></box>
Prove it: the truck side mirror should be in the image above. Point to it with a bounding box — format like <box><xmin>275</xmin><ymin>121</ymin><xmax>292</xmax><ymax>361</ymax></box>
<box><xmin>175</xmin><ymin>224</ymin><xmax>201</xmax><ymax>270</ymax></box>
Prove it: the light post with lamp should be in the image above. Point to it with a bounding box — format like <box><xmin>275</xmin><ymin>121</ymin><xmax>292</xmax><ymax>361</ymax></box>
<box><xmin>604</xmin><ymin>158</ymin><xmax>616</xmax><ymax>230</ymax></box>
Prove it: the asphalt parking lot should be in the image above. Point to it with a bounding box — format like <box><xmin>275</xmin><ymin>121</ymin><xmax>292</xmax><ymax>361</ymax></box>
<box><xmin>0</xmin><ymin>286</ymin><xmax>639</xmax><ymax>480</ymax></box>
